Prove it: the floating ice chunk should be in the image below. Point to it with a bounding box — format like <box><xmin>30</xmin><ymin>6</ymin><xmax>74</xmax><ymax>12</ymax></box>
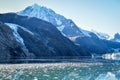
<box><xmin>34</xmin><ymin>77</ymin><xmax>38</xmax><ymax>80</ymax></box>
<box><xmin>13</xmin><ymin>70</ymin><xmax>24</xmax><ymax>80</ymax></box>
<box><xmin>95</xmin><ymin>72</ymin><xmax>117</xmax><ymax>80</ymax></box>
<box><xmin>62</xmin><ymin>72</ymin><xmax>80</xmax><ymax>80</ymax></box>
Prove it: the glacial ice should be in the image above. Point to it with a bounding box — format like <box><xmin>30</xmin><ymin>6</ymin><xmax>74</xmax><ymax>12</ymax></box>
<box><xmin>5</xmin><ymin>23</ymin><xmax>25</xmax><ymax>46</ymax></box>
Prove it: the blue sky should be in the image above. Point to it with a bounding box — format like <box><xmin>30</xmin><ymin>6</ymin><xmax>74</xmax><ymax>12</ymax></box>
<box><xmin>0</xmin><ymin>0</ymin><xmax>120</xmax><ymax>36</ymax></box>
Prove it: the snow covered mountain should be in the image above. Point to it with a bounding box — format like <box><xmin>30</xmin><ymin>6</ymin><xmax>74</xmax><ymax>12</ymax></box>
<box><xmin>19</xmin><ymin>4</ymin><xmax>112</xmax><ymax>40</ymax></box>
<box><xmin>0</xmin><ymin>4</ymin><xmax>120</xmax><ymax>63</ymax></box>
<box><xmin>18</xmin><ymin>4</ymin><xmax>113</xmax><ymax>40</ymax></box>
<box><xmin>112</xmin><ymin>33</ymin><xmax>120</xmax><ymax>42</ymax></box>
<box><xmin>17</xmin><ymin>4</ymin><xmax>120</xmax><ymax>54</ymax></box>
<box><xmin>18</xmin><ymin>4</ymin><xmax>87</xmax><ymax>37</ymax></box>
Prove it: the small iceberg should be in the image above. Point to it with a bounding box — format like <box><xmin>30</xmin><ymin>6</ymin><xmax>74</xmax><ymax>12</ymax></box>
<box><xmin>95</xmin><ymin>72</ymin><xmax>117</xmax><ymax>80</ymax></box>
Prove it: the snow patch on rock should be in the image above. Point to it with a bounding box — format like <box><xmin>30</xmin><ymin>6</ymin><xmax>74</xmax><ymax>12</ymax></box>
<box><xmin>57</xmin><ymin>25</ymin><xmax>65</xmax><ymax>32</ymax></box>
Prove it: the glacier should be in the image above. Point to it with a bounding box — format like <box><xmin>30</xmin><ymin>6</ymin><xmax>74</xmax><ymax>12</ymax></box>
<box><xmin>5</xmin><ymin>23</ymin><xmax>25</xmax><ymax>46</ymax></box>
<box><xmin>5</xmin><ymin>23</ymin><xmax>33</xmax><ymax>54</ymax></box>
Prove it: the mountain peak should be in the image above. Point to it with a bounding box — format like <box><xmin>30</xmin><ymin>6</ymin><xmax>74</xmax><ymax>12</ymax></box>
<box><xmin>31</xmin><ymin>3</ymin><xmax>41</xmax><ymax>9</ymax></box>
<box><xmin>31</xmin><ymin>3</ymin><xmax>48</xmax><ymax>10</ymax></box>
<box><xmin>18</xmin><ymin>3</ymin><xmax>52</xmax><ymax>19</ymax></box>
<box><xmin>114</xmin><ymin>33</ymin><xmax>120</xmax><ymax>39</ymax></box>
<box><xmin>18</xmin><ymin>4</ymin><xmax>84</xmax><ymax>37</ymax></box>
<box><xmin>32</xmin><ymin>3</ymin><xmax>40</xmax><ymax>7</ymax></box>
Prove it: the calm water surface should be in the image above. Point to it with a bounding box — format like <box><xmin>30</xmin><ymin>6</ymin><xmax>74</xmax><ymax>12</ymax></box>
<box><xmin>0</xmin><ymin>63</ymin><xmax>120</xmax><ymax>80</ymax></box>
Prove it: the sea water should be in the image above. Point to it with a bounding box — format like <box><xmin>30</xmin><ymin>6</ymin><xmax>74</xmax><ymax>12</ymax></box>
<box><xmin>0</xmin><ymin>63</ymin><xmax>120</xmax><ymax>80</ymax></box>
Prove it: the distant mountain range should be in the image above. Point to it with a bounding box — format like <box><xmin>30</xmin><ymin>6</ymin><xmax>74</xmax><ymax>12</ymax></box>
<box><xmin>0</xmin><ymin>4</ymin><xmax>120</xmax><ymax>63</ymax></box>
<box><xmin>18</xmin><ymin>4</ymin><xmax>120</xmax><ymax>53</ymax></box>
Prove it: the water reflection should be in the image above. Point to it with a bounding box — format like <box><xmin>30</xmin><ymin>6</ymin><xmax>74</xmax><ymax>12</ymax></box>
<box><xmin>102</xmin><ymin>53</ymin><xmax>120</xmax><ymax>60</ymax></box>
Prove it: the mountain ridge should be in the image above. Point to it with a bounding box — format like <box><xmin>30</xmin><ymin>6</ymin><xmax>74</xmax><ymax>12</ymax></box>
<box><xmin>18</xmin><ymin>4</ymin><xmax>86</xmax><ymax>37</ymax></box>
<box><xmin>17</xmin><ymin>4</ymin><xmax>120</xmax><ymax>54</ymax></box>
<box><xmin>0</xmin><ymin>4</ymin><xmax>120</xmax><ymax>63</ymax></box>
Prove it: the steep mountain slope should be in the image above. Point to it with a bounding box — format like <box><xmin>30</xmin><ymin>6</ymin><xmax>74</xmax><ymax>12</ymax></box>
<box><xmin>0</xmin><ymin>13</ymin><xmax>91</xmax><ymax>60</ymax></box>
